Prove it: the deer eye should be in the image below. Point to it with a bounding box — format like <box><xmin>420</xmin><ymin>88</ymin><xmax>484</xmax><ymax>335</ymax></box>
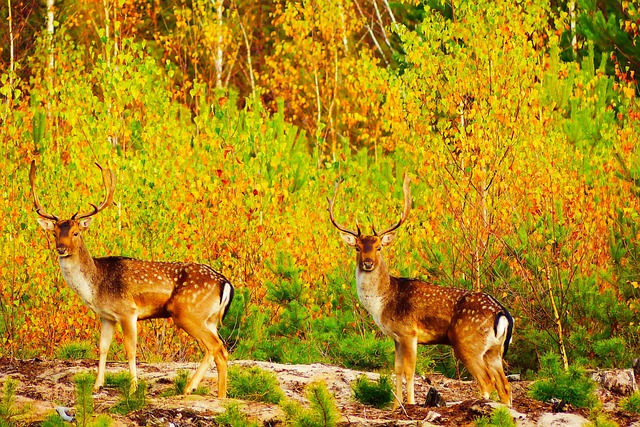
<box><xmin>354</xmin><ymin>247</ymin><xmax>360</xmax><ymax>252</ymax></box>
<box><xmin>74</xmin><ymin>232</ymin><xmax>79</xmax><ymax>237</ymax></box>
<box><xmin>377</xmin><ymin>246</ymin><xmax>382</xmax><ymax>251</ymax></box>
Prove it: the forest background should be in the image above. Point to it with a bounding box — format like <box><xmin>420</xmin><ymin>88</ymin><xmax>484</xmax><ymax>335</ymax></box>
<box><xmin>1</xmin><ymin>0</ymin><xmax>640</xmax><ymax>380</ymax></box>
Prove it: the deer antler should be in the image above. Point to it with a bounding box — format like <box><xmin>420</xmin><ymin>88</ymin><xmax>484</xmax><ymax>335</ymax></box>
<box><xmin>73</xmin><ymin>163</ymin><xmax>116</xmax><ymax>220</ymax></box>
<box><xmin>376</xmin><ymin>173</ymin><xmax>412</xmax><ymax>236</ymax></box>
<box><xmin>29</xmin><ymin>161</ymin><xmax>59</xmax><ymax>221</ymax></box>
<box><xmin>327</xmin><ymin>178</ymin><xmax>360</xmax><ymax>237</ymax></box>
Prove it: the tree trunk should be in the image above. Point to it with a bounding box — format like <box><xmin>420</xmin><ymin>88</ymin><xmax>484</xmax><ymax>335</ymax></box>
<box><xmin>212</xmin><ymin>0</ymin><xmax>224</xmax><ymax>89</ymax></box>
<box><xmin>47</xmin><ymin>0</ymin><xmax>54</xmax><ymax>71</ymax></box>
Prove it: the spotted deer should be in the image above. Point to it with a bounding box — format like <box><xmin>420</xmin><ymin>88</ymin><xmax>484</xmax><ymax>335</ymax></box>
<box><xmin>328</xmin><ymin>174</ymin><xmax>514</xmax><ymax>407</ymax></box>
<box><xmin>30</xmin><ymin>161</ymin><xmax>234</xmax><ymax>397</ymax></box>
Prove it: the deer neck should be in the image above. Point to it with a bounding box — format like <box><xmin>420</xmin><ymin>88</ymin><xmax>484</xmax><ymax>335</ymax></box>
<box><xmin>58</xmin><ymin>239</ymin><xmax>98</xmax><ymax>308</ymax></box>
<box><xmin>355</xmin><ymin>255</ymin><xmax>391</xmax><ymax>330</ymax></box>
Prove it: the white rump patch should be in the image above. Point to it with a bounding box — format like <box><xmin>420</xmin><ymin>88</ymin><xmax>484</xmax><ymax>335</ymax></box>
<box><xmin>495</xmin><ymin>315</ymin><xmax>510</xmax><ymax>341</ymax></box>
<box><xmin>221</xmin><ymin>282</ymin><xmax>233</xmax><ymax>309</ymax></box>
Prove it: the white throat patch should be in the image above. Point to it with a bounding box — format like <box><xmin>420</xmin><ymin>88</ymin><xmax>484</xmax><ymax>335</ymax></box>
<box><xmin>59</xmin><ymin>257</ymin><xmax>95</xmax><ymax>308</ymax></box>
<box><xmin>356</xmin><ymin>268</ymin><xmax>389</xmax><ymax>334</ymax></box>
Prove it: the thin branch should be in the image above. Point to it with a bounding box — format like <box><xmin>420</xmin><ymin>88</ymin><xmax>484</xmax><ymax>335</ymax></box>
<box><xmin>314</xmin><ymin>67</ymin><xmax>322</xmax><ymax>127</ymax></box>
<box><xmin>8</xmin><ymin>0</ymin><xmax>14</xmax><ymax>79</ymax></box>
<box><xmin>237</xmin><ymin>13</ymin><xmax>255</xmax><ymax>98</ymax></box>
<box><xmin>352</xmin><ymin>0</ymin><xmax>390</xmax><ymax>65</ymax></box>
<box><xmin>211</xmin><ymin>0</ymin><xmax>224</xmax><ymax>88</ymax></box>
<box><xmin>47</xmin><ymin>0</ymin><xmax>54</xmax><ymax>71</ymax></box>
<box><xmin>381</xmin><ymin>0</ymin><xmax>396</xmax><ymax>24</ymax></box>
<box><xmin>371</xmin><ymin>0</ymin><xmax>391</xmax><ymax>47</ymax></box>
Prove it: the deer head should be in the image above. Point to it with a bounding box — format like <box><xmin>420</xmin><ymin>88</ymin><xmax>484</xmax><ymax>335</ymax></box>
<box><xmin>30</xmin><ymin>161</ymin><xmax>116</xmax><ymax>257</ymax></box>
<box><xmin>327</xmin><ymin>174</ymin><xmax>412</xmax><ymax>272</ymax></box>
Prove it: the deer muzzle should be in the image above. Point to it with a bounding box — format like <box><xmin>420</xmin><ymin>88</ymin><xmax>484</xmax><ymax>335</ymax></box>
<box><xmin>362</xmin><ymin>259</ymin><xmax>375</xmax><ymax>271</ymax></box>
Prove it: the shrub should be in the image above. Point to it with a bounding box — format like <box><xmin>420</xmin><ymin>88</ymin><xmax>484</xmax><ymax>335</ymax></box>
<box><xmin>529</xmin><ymin>353</ymin><xmax>598</xmax><ymax>409</ymax></box>
<box><xmin>55</xmin><ymin>341</ymin><xmax>94</xmax><ymax>360</ymax></box>
<box><xmin>281</xmin><ymin>381</ymin><xmax>339</xmax><ymax>427</ymax></box>
<box><xmin>475</xmin><ymin>406</ymin><xmax>516</xmax><ymax>427</ymax></box>
<box><xmin>104</xmin><ymin>372</ymin><xmax>146</xmax><ymax>415</ymax></box>
<box><xmin>333</xmin><ymin>333</ymin><xmax>393</xmax><ymax>371</ymax></box>
<box><xmin>586</xmin><ymin>413</ymin><xmax>620</xmax><ymax>427</ymax></box>
<box><xmin>0</xmin><ymin>377</ymin><xmax>28</xmax><ymax>427</ymax></box>
<box><xmin>74</xmin><ymin>372</ymin><xmax>96</xmax><ymax>427</ymax></box>
<box><xmin>620</xmin><ymin>391</ymin><xmax>640</xmax><ymax>414</ymax></box>
<box><xmin>41</xmin><ymin>413</ymin><xmax>67</xmax><ymax>427</ymax></box>
<box><xmin>215</xmin><ymin>402</ymin><xmax>260</xmax><ymax>427</ymax></box>
<box><xmin>227</xmin><ymin>365</ymin><xmax>285</xmax><ymax>404</ymax></box>
<box><xmin>352</xmin><ymin>375</ymin><xmax>394</xmax><ymax>409</ymax></box>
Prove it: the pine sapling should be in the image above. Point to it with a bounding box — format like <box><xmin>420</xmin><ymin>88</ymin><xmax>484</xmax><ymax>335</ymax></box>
<box><xmin>352</xmin><ymin>375</ymin><xmax>394</xmax><ymax>409</ymax></box>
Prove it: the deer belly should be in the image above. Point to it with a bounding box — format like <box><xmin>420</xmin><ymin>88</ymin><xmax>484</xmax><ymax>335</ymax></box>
<box><xmin>135</xmin><ymin>291</ymin><xmax>172</xmax><ymax>319</ymax></box>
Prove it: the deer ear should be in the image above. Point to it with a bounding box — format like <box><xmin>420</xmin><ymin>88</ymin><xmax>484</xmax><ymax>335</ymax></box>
<box><xmin>340</xmin><ymin>233</ymin><xmax>358</xmax><ymax>247</ymax></box>
<box><xmin>37</xmin><ymin>217</ymin><xmax>56</xmax><ymax>231</ymax></box>
<box><xmin>78</xmin><ymin>217</ymin><xmax>93</xmax><ymax>230</ymax></box>
<box><xmin>380</xmin><ymin>232</ymin><xmax>396</xmax><ymax>246</ymax></box>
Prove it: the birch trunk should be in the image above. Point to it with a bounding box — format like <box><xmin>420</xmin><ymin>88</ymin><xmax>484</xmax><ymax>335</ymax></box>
<box><xmin>212</xmin><ymin>0</ymin><xmax>224</xmax><ymax>89</ymax></box>
<box><xmin>47</xmin><ymin>0</ymin><xmax>54</xmax><ymax>71</ymax></box>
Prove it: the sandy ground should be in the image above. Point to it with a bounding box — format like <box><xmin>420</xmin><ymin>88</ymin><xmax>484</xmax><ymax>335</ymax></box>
<box><xmin>1</xmin><ymin>357</ymin><xmax>639</xmax><ymax>426</ymax></box>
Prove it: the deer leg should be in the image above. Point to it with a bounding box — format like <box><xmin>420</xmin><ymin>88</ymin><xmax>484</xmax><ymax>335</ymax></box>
<box><xmin>185</xmin><ymin>337</ymin><xmax>226</xmax><ymax>396</ymax></box>
<box><xmin>462</xmin><ymin>356</ymin><xmax>495</xmax><ymax>400</ymax></box>
<box><xmin>212</xmin><ymin>341</ymin><xmax>229</xmax><ymax>398</ymax></box>
<box><xmin>206</xmin><ymin>319</ymin><xmax>229</xmax><ymax>398</ymax></box>
<box><xmin>393</xmin><ymin>340</ymin><xmax>405</xmax><ymax>408</ymax></box>
<box><xmin>400</xmin><ymin>337</ymin><xmax>418</xmax><ymax>405</ymax></box>
<box><xmin>485</xmin><ymin>349</ymin><xmax>512</xmax><ymax>406</ymax></box>
<box><xmin>177</xmin><ymin>318</ymin><xmax>227</xmax><ymax>397</ymax></box>
<box><xmin>120</xmin><ymin>316</ymin><xmax>139</xmax><ymax>392</ymax></box>
<box><xmin>95</xmin><ymin>318</ymin><xmax>116</xmax><ymax>391</ymax></box>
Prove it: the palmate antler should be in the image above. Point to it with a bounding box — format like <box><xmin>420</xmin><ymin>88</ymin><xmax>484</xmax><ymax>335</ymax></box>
<box><xmin>30</xmin><ymin>161</ymin><xmax>116</xmax><ymax>221</ymax></box>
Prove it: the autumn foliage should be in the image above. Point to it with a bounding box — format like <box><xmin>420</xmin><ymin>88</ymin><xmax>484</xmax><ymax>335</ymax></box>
<box><xmin>1</xmin><ymin>0</ymin><xmax>639</xmax><ymax>378</ymax></box>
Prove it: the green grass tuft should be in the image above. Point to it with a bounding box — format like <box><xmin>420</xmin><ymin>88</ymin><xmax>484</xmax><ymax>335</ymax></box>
<box><xmin>586</xmin><ymin>412</ymin><xmax>620</xmax><ymax>427</ymax></box>
<box><xmin>475</xmin><ymin>406</ymin><xmax>516</xmax><ymax>427</ymax></box>
<box><xmin>55</xmin><ymin>341</ymin><xmax>95</xmax><ymax>360</ymax></box>
<box><xmin>227</xmin><ymin>365</ymin><xmax>285</xmax><ymax>404</ymax></box>
<box><xmin>161</xmin><ymin>370</ymin><xmax>208</xmax><ymax>397</ymax></box>
<box><xmin>104</xmin><ymin>372</ymin><xmax>146</xmax><ymax>415</ymax></box>
<box><xmin>620</xmin><ymin>391</ymin><xmax>640</xmax><ymax>414</ymax></box>
<box><xmin>352</xmin><ymin>375</ymin><xmax>394</xmax><ymax>409</ymax></box>
<box><xmin>0</xmin><ymin>377</ymin><xmax>28</xmax><ymax>427</ymax></box>
<box><xmin>281</xmin><ymin>381</ymin><xmax>339</xmax><ymax>427</ymax></box>
<box><xmin>215</xmin><ymin>402</ymin><xmax>260</xmax><ymax>427</ymax></box>
<box><xmin>528</xmin><ymin>353</ymin><xmax>599</xmax><ymax>409</ymax></box>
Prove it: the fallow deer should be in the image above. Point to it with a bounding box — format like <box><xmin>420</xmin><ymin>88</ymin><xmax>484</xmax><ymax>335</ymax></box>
<box><xmin>328</xmin><ymin>174</ymin><xmax>514</xmax><ymax>407</ymax></box>
<box><xmin>30</xmin><ymin>161</ymin><xmax>234</xmax><ymax>398</ymax></box>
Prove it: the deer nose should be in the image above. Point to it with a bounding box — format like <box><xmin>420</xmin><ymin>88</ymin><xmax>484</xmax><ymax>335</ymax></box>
<box><xmin>362</xmin><ymin>259</ymin><xmax>374</xmax><ymax>271</ymax></box>
<box><xmin>57</xmin><ymin>246</ymin><xmax>68</xmax><ymax>256</ymax></box>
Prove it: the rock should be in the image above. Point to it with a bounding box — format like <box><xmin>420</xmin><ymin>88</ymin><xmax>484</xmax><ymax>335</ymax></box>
<box><xmin>423</xmin><ymin>386</ymin><xmax>444</xmax><ymax>407</ymax></box>
<box><xmin>507</xmin><ymin>374</ymin><xmax>522</xmax><ymax>381</ymax></box>
<box><xmin>55</xmin><ymin>406</ymin><xmax>74</xmax><ymax>422</ymax></box>
<box><xmin>424</xmin><ymin>411</ymin><xmax>441</xmax><ymax>423</ymax></box>
<box><xmin>591</xmin><ymin>369</ymin><xmax>638</xmax><ymax>396</ymax></box>
<box><xmin>549</xmin><ymin>398</ymin><xmax>567</xmax><ymax>412</ymax></box>
<box><xmin>536</xmin><ymin>412</ymin><xmax>590</xmax><ymax>426</ymax></box>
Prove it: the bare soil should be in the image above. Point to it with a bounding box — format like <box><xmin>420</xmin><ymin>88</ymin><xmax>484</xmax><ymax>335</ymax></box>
<box><xmin>1</xmin><ymin>357</ymin><xmax>639</xmax><ymax>426</ymax></box>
